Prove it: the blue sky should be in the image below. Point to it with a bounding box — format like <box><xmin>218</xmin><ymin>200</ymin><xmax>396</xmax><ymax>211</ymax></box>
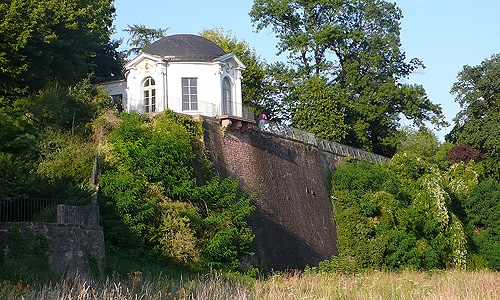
<box><xmin>112</xmin><ymin>0</ymin><xmax>500</xmax><ymax>140</ymax></box>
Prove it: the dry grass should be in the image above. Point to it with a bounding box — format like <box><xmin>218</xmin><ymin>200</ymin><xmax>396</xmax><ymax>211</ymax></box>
<box><xmin>2</xmin><ymin>269</ymin><xmax>499</xmax><ymax>299</ymax></box>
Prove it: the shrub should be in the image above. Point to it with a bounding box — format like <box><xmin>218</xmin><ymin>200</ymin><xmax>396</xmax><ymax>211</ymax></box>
<box><xmin>463</xmin><ymin>178</ymin><xmax>500</xmax><ymax>270</ymax></box>
<box><xmin>331</xmin><ymin>157</ymin><xmax>470</xmax><ymax>271</ymax></box>
<box><xmin>446</xmin><ymin>144</ymin><xmax>482</xmax><ymax>164</ymax></box>
<box><xmin>314</xmin><ymin>255</ymin><xmax>359</xmax><ymax>275</ymax></box>
<box><xmin>99</xmin><ymin>111</ymin><xmax>254</xmax><ymax>270</ymax></box>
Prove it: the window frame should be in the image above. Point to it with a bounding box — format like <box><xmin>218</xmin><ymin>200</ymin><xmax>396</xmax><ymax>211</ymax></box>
<box><xmin>182</xmin><ymin>77</ymin><xmax>198</xmax><ymax>111</ymax></box>
<box><xmin>143</xmin><ymin>77</ymin><xmax>156</xmax><ymax>113</ymax></box>
<box><xmin>222</xmin><ymin>77</ymin><xmax>232</xmax><ymax>115</ymax></box>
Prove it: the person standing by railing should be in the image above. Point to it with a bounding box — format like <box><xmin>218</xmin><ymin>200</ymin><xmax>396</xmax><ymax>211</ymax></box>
<box><xmin>259</xmin><ymin>111</ymin><xmax>267</xmax><ymax>129</ymax></box>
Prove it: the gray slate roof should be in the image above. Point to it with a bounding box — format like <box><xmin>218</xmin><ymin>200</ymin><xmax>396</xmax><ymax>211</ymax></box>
<box><xmin>143</xmin><ymin>34</ymin><xmax>226</xmax><ymax>61</ymax></box>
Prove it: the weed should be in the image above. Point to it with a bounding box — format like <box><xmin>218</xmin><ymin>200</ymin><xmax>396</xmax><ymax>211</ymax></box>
<box><xmin>0</xmin><ymin>280</ymin><xmax>30</xmax><ymax>299</ymax></box>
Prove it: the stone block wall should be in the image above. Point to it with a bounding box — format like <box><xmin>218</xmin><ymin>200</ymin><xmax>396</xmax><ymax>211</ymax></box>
<box><xmin>57</xmin><ymin>203</ymin><xmax>100</xmax><ymax>227</ymax></box>
<box><xmin>0</xmin><ymin>222</ymin><xmax>104</xmax><ymax>279</ymax></box>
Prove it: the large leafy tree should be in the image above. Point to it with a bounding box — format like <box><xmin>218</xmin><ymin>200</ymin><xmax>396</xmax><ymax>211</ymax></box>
<box><xmin>447</xmin><ymin>53</ymin><xmax>500</xmax><ymax>179</ymax></box>
<box><xmin>250</xmin><ymin>0</ymin><xmax>445</xmax><ymax>156</ymax></box>
<box><xmin>0</xmin><ymin>0</ymin><xmax>121</xmax><ymax>102</ymax></box>
<box><xmin>200</xmin><ymin>27</ymin><xmax>268</xmax><ymax>112</ymax></box>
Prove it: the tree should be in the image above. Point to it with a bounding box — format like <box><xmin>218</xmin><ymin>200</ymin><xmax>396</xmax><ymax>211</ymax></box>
<box><xmin>0</xmin><ymin>0</ymin><xmax>121</xmax><ymax>102</ymax></box>
<box><xmin>447</xmin><ymin>53</ymin><xmax>500</xmax><ymax>178</ymax></box>
<box><xmin>250</xmin><ymin>0</ymin><xmax>445</xmax><ymax>156</ymax></box>
<box><xmin>0</xmin><ymin>79</ymin><xmax>113</xmax><ymax>200</ymax></box>
<box><xmin>290</xmin><ymin>76</ymin><xmax>348</xmax><ymax>140</ymax></box>
<box><xmin>124</xmin><ymin>24</ymin><xmax>168</xmax><ymax>57</ymax></box>
<box><xmin>200</xmin><ymin>27</ymin><xmax>268</xmax><ymax>112</ymax></box>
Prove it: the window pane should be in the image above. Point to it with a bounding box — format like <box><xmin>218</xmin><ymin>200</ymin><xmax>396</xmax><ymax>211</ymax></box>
<box><xmin>152</xmin><ymin>96</ymin><xmax>155</xmax><ymax>105</ymax></box>
<box><xmin>182</xmin><ymin>87</ymin><xmax>189</xmax><ymax>94</ymax></box>
<box><xmin>144</xmin><ymin>90</ymin><xmax>149</xmax><ymax>99</ymax></box>
<box><xmin>144</xmin><ymin>80</ymin><xmax>149</xmax><ymax>87</ymax></box>
<box><xmin>182</xmin><ymin>78</ymin><xmax>188</xmax><ymax>86</ymax></box>
<box><xmin>190</xmin><ymin>87</ymin><xmax>197</xmax><ymax>94</ymax></box>
<box><xmin>190</xmin><ymin>78</ymin><xmax>197</xmax><ymax>86</ymax></box>
<box><xmin>151</xmin><ymin>78</ymin><xmax>155</xmax><ymax>85</ymax></box>
<box><xmin>191</xmin><ymin>102</ymin><xmax>198</xmax><ymax>110</ymax></box>
<box><xmin>152</xmin><ymin>89</ymin><xmax>155</xmax><ymax>96</ymax></box>
<box><xmin>191</xmin><ymin>95</ymin><xmax>197</xmax><ymax>101</ymax></box>
<box><xmin>182</xmin><ymin>103</ymin><xmax>189</xmax><ymax>110</ymax></box>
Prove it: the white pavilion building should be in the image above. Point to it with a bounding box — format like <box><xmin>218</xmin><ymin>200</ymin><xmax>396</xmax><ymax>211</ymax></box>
<box><xmin>99</xmin><ymin>34</ymin><xmax>247</xmax><ymax>119</ymax></box>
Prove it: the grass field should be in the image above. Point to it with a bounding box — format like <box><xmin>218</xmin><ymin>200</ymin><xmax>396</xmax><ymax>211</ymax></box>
<box><xmin>1</xmin><ymin>269</ymin><xmax>499</xmax><ymax>299</ymax></box>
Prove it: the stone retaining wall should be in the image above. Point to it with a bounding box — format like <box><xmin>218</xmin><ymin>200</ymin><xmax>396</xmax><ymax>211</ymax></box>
<box><xmin>203</xmin><ymin>118</ymin><xmax>340</xmax><ymax>270</ymax></box>
<box><xmin>0</xmin><ymin>222</ymin><xmax>104</xmax><ymax>279</ymax></box>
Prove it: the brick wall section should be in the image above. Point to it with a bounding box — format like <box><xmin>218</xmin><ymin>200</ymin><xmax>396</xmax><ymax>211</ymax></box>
<box><xmin>203</xmin><ymin>118</ymin><xmax>340</xmax><ymax>270</ymax></box>
<box><xmin>0</xmin><ymin>222</ymin><xmax>104</xmax><ymax>279</ymax></box>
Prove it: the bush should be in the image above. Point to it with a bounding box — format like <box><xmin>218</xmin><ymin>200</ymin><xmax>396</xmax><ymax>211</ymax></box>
<box><xmin>463</xmin><ymin>178</ymin><xmax>500</xmax><ymax>270</ymax></box>
<box><xmin>331</xmin><ymin>157</ymin><xmax>470</xmax><ymax>271</ymax></box>
<box><xmin>312</xmin><ymin>255</ymin><xmax>359</xmax><ymax>275</ymax></box>
<box><xmin>446</xmin><ymin>144</ymin><xmax>482</xmax><ymax>164</ymax></box>
<box><xmin>99</xmin><ymin>111</ymin><xmax>254</xmax><ymax>270</ymax></box>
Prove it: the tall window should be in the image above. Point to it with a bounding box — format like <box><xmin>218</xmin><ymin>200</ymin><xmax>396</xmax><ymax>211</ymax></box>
<box><xmin>222</xmin><ymin>77</ymin><xmax>232</xmax><ymax>115</ymax></box>
<box><xmin>143</xmin><ymin>77</ymin><xmax>156</xmax><ymax>113</ymax></box>
<box><xmin>182</xmin><ymin>78</ymin><xmax>197</xmax><ymax>111</ymax></box>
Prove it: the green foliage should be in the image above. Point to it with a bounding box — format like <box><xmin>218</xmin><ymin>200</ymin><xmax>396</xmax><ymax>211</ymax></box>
<box><xmin>307</xmin><ymin>255</ymin><xmax>359</xmax><ymax>275</ymax></box>
<box><xmin>200</xmin><ymin>27</ymin><xmax>268</xmax><ymax>112</ymax></box>
<box><xmin>444</xmin><ymin>162</ymin><xmax>480</xmax><ymax>197</ymax></box>
<box><xmin>0</xmin><ymin>128</ymin><xmax>96</xmax><ymax>201</ymax></box>
<box><xmin>86</xmin><ymin>251</ymin><xmax>101</xmax><ymax>278</ymax></box>
<box><xmin>0</xmin><ymin>0</ymin><xmax>121</xmax><ymax>101</ymax></box>
<box><xmin>448</xmin><ymin>53</ymin><xmax>500</xmax><ymax>179</ymax></box>
<box><xmin>124</xmin><ymin>24</ymin><xmax>168</xmax><ymax>58</ymax></box>
<box><xmin>9</xmin><ymin>227</ymin><xmax>49</xmax><ymax>260</ymax></box>
<box><xmin>392</xmin><ymin>126</ymin><xmax>455</xmax><ymax>171</ymax></box>
<box><xmin>290</xmin><ymin>77</ymin><xmax>348</xmax><ymax>141</ymax></box>
<box><xmin>27</xmin><ymin>79</ymin><xmax>113</xmax><ymax>133</ymax></box>
<box><xmin>250</xmin><ymin>0</ymin><xmax>445</xmax><ymax>156</ymax></box>
<box><xmin>0</xmin><ymin>79</ymin><xmax>111</xmax><ymax>201</ymax></box>
<box><xmin>0</xmin><ymin>227</ymin><xmax>56</xmax><ymax>282</ymax></box>
<box><xmin>99</xmin><ymin>111</ymin><xmax>254</xmax><ymax>270</ymax></box>
<box><xmin>331</xmin><ymin>157</ymin><xmax>474</xmax><ymax>271</ymax></box>
<box><xmin>0</xmin><ymin>152</ymin><xmax>33</xmax><ymax>198</ymax></box>
<box><xmin>463</xmin><ymin>178</ymin><xmax>500</xmax><ymax>270</ymax></box>
<box><xmin>36</xmin><ymin>129</ymin><xmax>95</xmax><ymax>183</ymax></box>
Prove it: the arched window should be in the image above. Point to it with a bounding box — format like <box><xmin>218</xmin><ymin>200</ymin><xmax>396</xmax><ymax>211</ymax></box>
<box><xmin>222</xmin><ymin>77</ymin><xmax>232</xmax><ymax>115</ymax></box>
<box><xmin>143</xmin><ymin>77</ymin><xmax>156</xmax><ymax>113</ymax></box>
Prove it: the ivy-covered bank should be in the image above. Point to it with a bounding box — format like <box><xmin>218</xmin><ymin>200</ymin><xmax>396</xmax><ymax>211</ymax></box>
<box><xmin>327</xmin><ymin>147</ymin><xmax>500</xmax><ymax>271</ymax></box>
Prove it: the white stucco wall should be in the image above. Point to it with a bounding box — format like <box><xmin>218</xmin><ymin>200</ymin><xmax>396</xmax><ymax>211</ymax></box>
<box><xmin>100</xmin><ymin>53</ymin><xmax>244</xmax><ymax>118</ymax></box>
<box><xmin>99</xmin><ymin>79</ymin><xmax>127</xmax><ymax>110</ymax></box>
<box><xmin>166</xmin><ymin>61</ymin><xmax>221</xmax><ymax>116</ymax></box>
<box><xmin>100</xmin><ymin>80</ymin><xmax>126</xmax><ymax>96</ymax></box>
<box><xmin>125</xmin><ymin>57</ymin><xmax>166</xmax><ymax>113</ymax></box>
